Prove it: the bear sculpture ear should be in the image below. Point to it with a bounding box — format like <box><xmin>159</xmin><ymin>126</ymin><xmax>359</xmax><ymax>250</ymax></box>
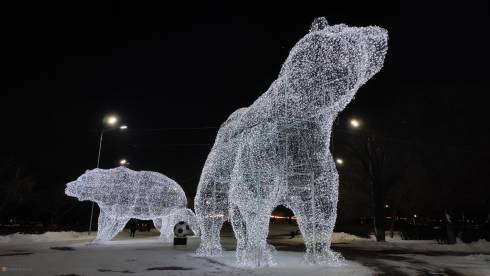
<box><xmin>309</xmin><ymin>17</ymin><xmax>329</xmax><ymax>32</ymax></box>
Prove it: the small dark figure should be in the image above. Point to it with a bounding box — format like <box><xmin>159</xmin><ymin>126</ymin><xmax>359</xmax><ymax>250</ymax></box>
<box><xmin>147</xmin><ymin>222</ymin><xmax>152</xmax><ymax>232</ymax></box>
<box><xmin>485</xmin><ymin>213</ymin><xmax>490</xmax><ymax>242</ymax></box>
<box><xmin>290</xmin><ymin>230</ymin><xmax>300</xmax><ymax>239</ymax></box>
<box><xmin>444</xmin><ymin>211</ymin><xmax>456</xmax><ymax>244</ymax></box>
<box><xmin>129</xmin><ymin>219</ymin><xmax>137</xmax><ymax>238</ymax></box>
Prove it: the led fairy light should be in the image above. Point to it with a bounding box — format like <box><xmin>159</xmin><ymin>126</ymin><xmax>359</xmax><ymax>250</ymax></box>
<box><xmin>195</xmin><ymin>17</ymin><xmax>388</xmax><ymax>267</ymax></box>
<box><xmin>65</xmin><ymin>166</ymin><xmax>197</xmax><ymax>243</ymax></box>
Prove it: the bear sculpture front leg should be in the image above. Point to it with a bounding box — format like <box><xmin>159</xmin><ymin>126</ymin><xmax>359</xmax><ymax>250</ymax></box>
<box><xmin>286</xmin><ymin>163</ymin><xmax>345</xmax><ymax>265</ymax></box>
<box><xmin>93</xmin><ymin>210</ymin><xmax>128</xmax><ymax>243</ymax></box>
<box><xmin>195</xmin><ymin>214</ymin><xmax>225</xmax><ymax>256</ymax></box>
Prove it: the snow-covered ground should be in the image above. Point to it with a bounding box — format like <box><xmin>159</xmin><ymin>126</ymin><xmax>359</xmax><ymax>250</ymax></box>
<box><xmin>1</xmin><ymin>224</ymin><xmax>489</xmax><ymax>275</ymax></box>
<box><xmin>0</xmin><ymin>231</ymin><xmax>97</xmax><ymax>244</ymax></box>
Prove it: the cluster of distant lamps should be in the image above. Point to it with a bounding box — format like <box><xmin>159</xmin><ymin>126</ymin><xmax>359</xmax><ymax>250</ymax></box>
<box><xmin>335</xmin><ymin>118</ymin><xmax>361</xmax><ymax>166</ymax></box>
<box><xmin>100</xmin><ymin>114</ymin><xmax>361</xmax><ymax>167</ymax></box>
<box><xmin>99</xmin><ymin>114</ymin><xmax>129</xmax><ymax>167</ymax></box>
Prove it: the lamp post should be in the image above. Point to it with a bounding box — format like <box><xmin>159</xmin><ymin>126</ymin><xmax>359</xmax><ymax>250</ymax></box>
<box><xmin>88</xmin><ymin>115</ymin><xmax>127</xmax><ymax>235</ymax></box>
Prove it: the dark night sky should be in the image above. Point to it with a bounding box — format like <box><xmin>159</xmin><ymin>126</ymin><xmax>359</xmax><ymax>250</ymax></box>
<box><xmin>1</xmin><ymin>2</ymin><xmax>489</xmax><ymax>216</ymax></box>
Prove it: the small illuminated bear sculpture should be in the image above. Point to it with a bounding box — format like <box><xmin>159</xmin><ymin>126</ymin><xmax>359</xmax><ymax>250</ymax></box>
<box><xmin>65</xmin><ymin>166</ymin><xmax>198</xmax><ymax>243</ymax></box>
<box><xmin>195</xmin><ymin>17</ymin><xmax>388</xmax><ymax>267</ymax></box>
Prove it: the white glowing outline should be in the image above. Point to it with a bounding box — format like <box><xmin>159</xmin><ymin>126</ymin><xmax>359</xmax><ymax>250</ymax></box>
<box><xmin>65</xmin><ymin>166</ymin><xmax>197</xmax><ymax>243</ymax></box>
<box><xmin>195</xmin><ymin>17</ymin><xmax>388</xmax><ymax>267</ymax></box>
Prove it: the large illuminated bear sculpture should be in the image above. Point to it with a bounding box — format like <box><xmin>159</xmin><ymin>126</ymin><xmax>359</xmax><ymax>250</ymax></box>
<box><xmin>195</xmin><ymin>17</ymin><xmax>388</xmax><ymax>267</ymax></box>
<box><xmin>65</xmin><ymin>166</ymin><xmax>198</xmax><ymax>243</ymax></box>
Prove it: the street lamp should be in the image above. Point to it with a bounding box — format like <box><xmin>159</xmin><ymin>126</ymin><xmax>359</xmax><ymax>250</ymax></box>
<box><xmin>335</xmin><ymin>158</ymin><xmax>344</xmax><ymax>165</ymax></box>
<box><xmin>88</xmin><ymin>114</ymin><xmax>127</xmax><ymax>235</ymax></box>
<box><xmin>106</xmin><ymin>115</ymin><xmax>118</xmax><ymax>126</ymax></box>
<box><xmin>350</xmin><ymin>118</ymin><xmax>361</xmax><ymax>128</ymax></box>
<box><xmin>119</xmin><ymin>159</ymin><xmax>128</xmax><ymax>166</ymax></box>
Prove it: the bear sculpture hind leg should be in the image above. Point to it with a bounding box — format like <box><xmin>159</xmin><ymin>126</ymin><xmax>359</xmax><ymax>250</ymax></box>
<box><xmin>230</xmin><ymin>204</ymin><xmax>247</xmax><ymax>262</ymax></box>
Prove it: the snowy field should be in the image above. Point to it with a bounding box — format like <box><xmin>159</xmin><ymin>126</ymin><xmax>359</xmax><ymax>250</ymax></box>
<box><xmin>1</xmin><ymin>224</ymin><xmax>489</xmax><ymax>275</ymax></box>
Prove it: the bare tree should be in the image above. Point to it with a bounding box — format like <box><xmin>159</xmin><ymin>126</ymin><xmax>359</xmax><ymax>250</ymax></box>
<box><xmin>0</xmin><ymin>160</ymin><xmax>36</xmax><ymax>220</ymax></box>
<box><xmin>341</xmin><ymin>134</ymin><xmax>407</xmax><ymax>242</ymax></box>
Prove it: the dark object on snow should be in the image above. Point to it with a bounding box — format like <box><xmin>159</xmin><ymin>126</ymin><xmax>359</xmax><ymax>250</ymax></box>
<box><xmin>484</xmin><ymin>214</ymin><xmax>490</xmax><ymax>241</ymax></box>
<box><xmin>444</xmin><ymin>211</ymin><xmax>456</xmax><ymax>244</ymax></box>
<box><xmin>173</xmin><ymin>237</ymin><xmax>187</xmax><ymax>248</ymax></box>
<box><xmin>147</xmin><ymin>266</ymin><xmax>194</xmax><ymax>271</ymax></box>
<box><xmin>290</xmin><ymin>230</ymin><xmax>301</xmax><ymax>239</ymax></box>
<box><xmin>0</xmin><ymin>251</ymin><xmax>33</xmax><ymax>257</ymax></box>
<box><xmin>50</xmin><ymin>246</ymin><xmax>75</xmax><ymax>251</ymax></box>
<box><xmin>435</xmin><ymin>224</ymin><xmax>449</xmax><ymax>244</ymax></box>
<box><xmin>401</xmin><ymin>223</ymin><xmax>439</xmax><ymax>240</ymax></box>
<box><xmin>461</xmin><ymin>218</ymin><xmax>480</xmax><ymax>243</ymax></box>
<box><xmin>97</xmin><ymin>268</ymin><xmax>134</xmax><ymax>273</ymax></box>
<box><xmin>129</xmin><ymin>219</ymin><xmax>137</xmax><ymax>238</ymax></box>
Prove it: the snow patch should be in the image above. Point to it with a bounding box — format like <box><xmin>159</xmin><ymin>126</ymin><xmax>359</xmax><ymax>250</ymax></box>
<box><xmin>332</xmin><ymin>232</ymin><xmax>372</xmax><ymax>242</ymax></box>
<box><xmin>0</xmin><ymin>231</ymin><xmax>95</xmax><ymax>244</ymax></box>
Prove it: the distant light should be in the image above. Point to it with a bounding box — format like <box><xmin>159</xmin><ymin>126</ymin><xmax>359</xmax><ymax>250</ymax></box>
<box><xmin>335</xmin><ymin>158</ymin><xmax>344</xmax><ymax>165</ymax></box>
<box><xmin>120</xmin><ymin>125</ymin><xmax>128</xmax><ymax>130</ymax></box>
<box><xmin>106</xmin><ymin>116</ymin><xmax>118</xmax><ymax>126</ymax></box>
<box><xmin>119</xmin><ymin>159</ymin><xmax>127</xmax><ymax>166</ymax></box>
<box><xmin>350</xmin><ymin>119</ymin><xmax>360</xmax><ymax>128</ymax></box>
<box><xmin>385</xmin><ymin>204</ymin><xmax>389</xmax><ymax>208</ymax></box>
<box><xmin>413</xmin><ymin>214</ymin><xmax>417</xmax><ymax>218</ymax></box>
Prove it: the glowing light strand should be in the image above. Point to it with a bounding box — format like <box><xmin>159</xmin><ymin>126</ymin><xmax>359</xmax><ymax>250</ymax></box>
<box><xmin>195</xmin><ymin>17</ymin><xmax>388</xmax><ymax>267</ymax></box>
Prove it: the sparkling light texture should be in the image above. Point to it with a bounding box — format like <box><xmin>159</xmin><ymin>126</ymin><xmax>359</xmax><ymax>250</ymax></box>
<box><xmin>195</xmin><ymin>17</ymin><xmax>388</xmax><ymax>267</ymax></box>
<box><xmin>65</xmin><ymin>166</ymin><xmax>197</xmax><ymax>243</ymax></box>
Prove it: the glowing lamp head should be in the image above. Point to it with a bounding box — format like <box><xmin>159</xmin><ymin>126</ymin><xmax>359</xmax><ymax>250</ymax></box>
<box><xmin>335</xmin><ymin>158</ymin><xmax>344</xmax><ymax>165</ymax></box>
<box><xmin>105</xmin><ymin>115</ymin><xmax>118</xmax><ymax>126</ymax></box>
<box><xmin>119</xmin><ymin>159</ymin><xmax>127</xmax><ymax>166</ymax></box>
<box><xmin>350</xmin><ymin>119</ymin><xmax>360</xmax><ymax>128</ymax></box>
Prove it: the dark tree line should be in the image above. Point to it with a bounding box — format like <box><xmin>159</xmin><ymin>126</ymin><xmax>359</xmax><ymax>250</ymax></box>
<box><xmin>0</xmin><ymin>155</ymin><xmax>77</xmax><ymax>226</ymax></box>
<box><xmin>0</xmin><ymin>158</ymin><xmax>36</xmax><ymax>220</ymax></box>
<box><xmin>334</xmin><ymin>80</ymin><xmax>490</xmax><ymax>242</ymax></box>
